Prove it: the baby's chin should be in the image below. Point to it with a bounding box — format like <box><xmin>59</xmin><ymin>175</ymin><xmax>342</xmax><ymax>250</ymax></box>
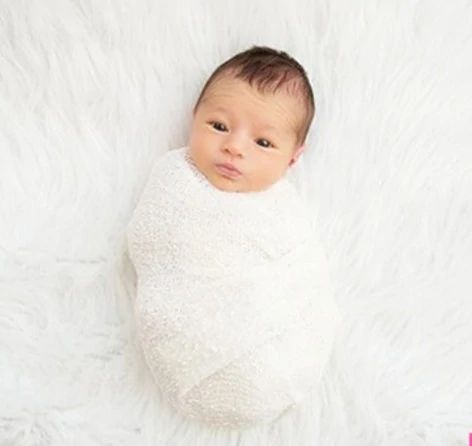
<box><xmin>207</xmin><ymin>171</ymin><xmax>248</xmax><ymax>193</ymax></box>
<box><xmin>208</xmin><ymin>171</ymin><xmax>280</xmax><ymax>193</ymax></box>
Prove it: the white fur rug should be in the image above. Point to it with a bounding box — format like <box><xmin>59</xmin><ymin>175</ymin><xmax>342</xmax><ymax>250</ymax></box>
<box><xmin>1</xmin><ymin>1</ymin><xmax>471</xmax><ymax>445</ymax></box>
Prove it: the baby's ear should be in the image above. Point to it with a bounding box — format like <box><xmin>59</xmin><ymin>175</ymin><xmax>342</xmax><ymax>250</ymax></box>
<box><xmin>289</xmin><ymin>143</ymin><xmax>305</xmax><ymax>166</ymax></box>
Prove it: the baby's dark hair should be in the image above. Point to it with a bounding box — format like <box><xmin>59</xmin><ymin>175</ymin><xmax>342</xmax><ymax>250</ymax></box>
<box><xmin>193</xmin><ymin>45</ymin><xmax>315</xmax><ymax>148</ymax></box>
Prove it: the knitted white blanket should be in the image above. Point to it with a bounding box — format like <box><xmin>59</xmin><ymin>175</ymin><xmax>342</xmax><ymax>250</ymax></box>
<box><xmin>126</xmin><ymin>146</ymin><xmax>343</xmax><ymax>429</ymax></box>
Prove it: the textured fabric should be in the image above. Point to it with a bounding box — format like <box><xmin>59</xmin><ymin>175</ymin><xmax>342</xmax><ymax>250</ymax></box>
<box><xmin>126</xmin><ymin>146</ymin><xmax>343</xmax><ymax>429</ymax></box>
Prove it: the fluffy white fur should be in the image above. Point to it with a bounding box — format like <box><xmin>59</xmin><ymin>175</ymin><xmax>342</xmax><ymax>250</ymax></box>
<box><xmin>0</xmin><ymin>0</ymin><xmax>471</xmax><ymax>444</ymax></box>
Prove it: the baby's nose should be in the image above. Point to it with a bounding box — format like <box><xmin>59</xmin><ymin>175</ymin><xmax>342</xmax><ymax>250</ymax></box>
<box><xmin>223</xmin><ymin>141</ymin><xmax>245</xmax><ymax>157</ymax></box>
<box><xmin>223</xmin><ymin>132</ymin><xmax>247</xmax><ymax>157</ymax></box>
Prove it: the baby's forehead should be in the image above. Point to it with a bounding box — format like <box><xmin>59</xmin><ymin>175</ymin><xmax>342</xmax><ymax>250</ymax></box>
<box><xmin>202</xmin><ymin>86</ymin><xmax>298</xmax><ymax>115</ymax></box>
<box><xmin>206</xmin><ymin>75</ymin><xmax>300</xmax><ymax>101</ymax></box>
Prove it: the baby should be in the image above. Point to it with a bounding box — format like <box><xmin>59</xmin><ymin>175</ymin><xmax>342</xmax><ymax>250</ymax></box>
<box><xmin>187</xmin><ymin>45</ymin><xmax>315</xmax><ymax>193</ymax></box>
<box><xmin>127</xmin><ymin>45</ymin><xmax>341</xmax><ymax>430</ymax></box>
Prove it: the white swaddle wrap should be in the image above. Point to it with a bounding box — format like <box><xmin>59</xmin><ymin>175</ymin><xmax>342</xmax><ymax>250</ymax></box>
<box><xmin>126</xmin><ymin>146</ymin><xmax>342</xmax><ymax>429</ymax></box>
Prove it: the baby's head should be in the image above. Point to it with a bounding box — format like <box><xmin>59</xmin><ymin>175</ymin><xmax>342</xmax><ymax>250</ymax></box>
<box><xmin>188</xmin><ymin>45</ymin><xmax>315</xmax><ymax>193</ymax></box>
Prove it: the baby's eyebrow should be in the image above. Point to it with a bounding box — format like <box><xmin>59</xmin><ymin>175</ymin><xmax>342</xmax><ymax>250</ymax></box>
<box><xmin>211</xmin><ymin>106</ymin><xmax>229</xmax><ymax>115</ymax></box>
<box><xmin>210</xmin><ymin>106</ymin><xmax>280</xmax><ymax>135</ymax></box>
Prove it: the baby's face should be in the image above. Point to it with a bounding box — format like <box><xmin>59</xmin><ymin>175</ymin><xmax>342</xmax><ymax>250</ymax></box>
<box><xmin>188</xmin><ymin>76</ymin><xmax>305</xmax><ymax>193</ymax></box>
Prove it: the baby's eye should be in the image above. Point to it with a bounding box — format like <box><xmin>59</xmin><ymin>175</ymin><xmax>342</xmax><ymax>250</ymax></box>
<box><xmin>209</xmin><ymin>121</ymin><xmax>227</xmax><ymax>132</ymax></box>
<box><xmin>209</xmin><ymin>121</ymin><xmax>274</xmax><ymax>148</ymax></box>
<box><xmin>256</xmin><ymin>138</ymin><xmax>274</xmax><ymax>149</ymax></box>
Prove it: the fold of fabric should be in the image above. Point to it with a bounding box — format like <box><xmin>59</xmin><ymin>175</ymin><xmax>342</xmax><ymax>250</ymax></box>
<box><xmin>126</xmin><ymin>146</ymin><xmax>343</xmax><ymax>428</ymax></box>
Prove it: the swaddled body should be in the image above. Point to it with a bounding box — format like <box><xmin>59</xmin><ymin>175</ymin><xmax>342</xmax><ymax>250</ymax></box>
<box><xmin>126</xmin><ymin>146</ymin><xmax>342</xmax><ymax>429</ymax></box>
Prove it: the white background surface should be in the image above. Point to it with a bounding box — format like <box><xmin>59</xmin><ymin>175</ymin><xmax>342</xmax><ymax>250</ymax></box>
<box><xmin>1</xmin><ymin>0</ymin><xmax>471</xmax><ymax>444</ymax></box>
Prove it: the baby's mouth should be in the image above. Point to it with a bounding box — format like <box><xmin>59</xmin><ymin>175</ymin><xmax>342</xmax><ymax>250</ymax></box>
<box><xmin>215</xmin><ymin>163</ymin><xmax>242</xmax><ymax>178</ymax></box>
